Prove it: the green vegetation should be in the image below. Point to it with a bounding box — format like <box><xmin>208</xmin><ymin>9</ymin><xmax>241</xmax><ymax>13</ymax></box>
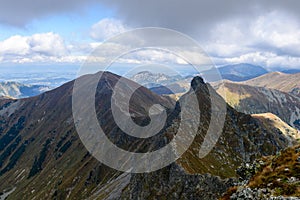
<box><xmin>0</xmin><ymin>101</ymin><xmax>14</xmax><ymax>110</ymax></box>
<box><xmin>216</xmin><ymin>85</ymin><xmax>251</xmax><ymax>108</ymax></box>
<box><xmin>0</xmin><ymin>116</ymin><xmax>25</xmax><ymax>151</ymax></box>
<box><xmin>0</xmin><ymin>141</ymin><xmax>27</xmax><ymax>175</ymax></box>
<box><xmin>59</xmin><ymin>140</ymin><xmax>72</xmax><ymax>154</ymax></box>
<box><xmin>0</xmin><ymin>135</ymin><xmax>21</xmax><ymax>167</ymax></box>
<box><xmin>55</xmin><ymin>130</ymin><xmax>71</xmax><ymax>151</ymax></box>
<box><xmin>28</xmin><ymin>138</ymin><xmax>51</xmax><ymax>178</ymax></box>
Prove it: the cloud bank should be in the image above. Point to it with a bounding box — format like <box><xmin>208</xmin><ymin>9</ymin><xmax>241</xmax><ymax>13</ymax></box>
<box><xmin>90</xmin><ymin>18</ymin><xmax>128</xmax><ymax>41</ymax></box>
<box><xmin>0</xmin><ymin>0</ymin><xmax>97</xmax><ymax>26</ymax></box>
<box><xmin>1</xmin><ymin>1</ymin><xmax>300</xmax><ymax>69</ymax></box>
<box><xmin>0</xmin><ymin>32</ymin><xmax>68</xmax><ymax>63</ymax></box>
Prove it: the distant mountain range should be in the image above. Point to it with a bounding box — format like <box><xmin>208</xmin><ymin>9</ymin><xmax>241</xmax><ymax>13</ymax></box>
<box><xmin>0</xmin><ymin>71</ymin><xmax>295</xmax><ymax>199</ymax></box>
<box><xmin>200</xmin><ymin>63</ymin><xmax>268</xmax><ymax>82</ymax></box>
<box><xmin>130</xmin><ymin>64</ymin><xmax>270</xmax><ymax>92</ymax></box>
<box><xmin>217</xmin><ymin>63</ymin><xmax>269</xmax><ymax>81</ymax></box>
<box><xmin>279</xmin><ymin>68</ymin><xmax>300</xmax><ymax>74</ymax></box>
<box><xmin>130</xmin><ymin>71</ymin><xmax>183</xmax><ymax>88</ymax></box>
<box><xmin>0</xmin><ymin>82</ymin><xmax>50</xmax><ymax>99</ymax></box>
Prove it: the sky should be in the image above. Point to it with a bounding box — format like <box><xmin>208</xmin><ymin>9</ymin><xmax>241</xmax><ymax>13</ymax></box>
<box><xmin>1</xmin><ymin>0</ymin><xmax>300</xmax><ymax>70</ymax></box>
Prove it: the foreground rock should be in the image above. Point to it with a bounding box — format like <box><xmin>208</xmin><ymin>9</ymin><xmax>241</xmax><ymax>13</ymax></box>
<box><xmin>222</xmin><ymin>145</ymin><xmax>300</xmax><ymax>199</ymax></box>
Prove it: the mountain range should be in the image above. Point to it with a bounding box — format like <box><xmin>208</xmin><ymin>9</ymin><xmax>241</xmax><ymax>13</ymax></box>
<box><xmin>131</xmin><ymin>64</ymin><xmax>269</xmax><ymax>87</ymax></box>
<box><xmin>0</xmin><ymin>82</ymin><xmax>50</xmax><ymax>99</ymax></box>
<box><xmin>0</xmin><ymin>71</ymin><xmax>297</xmax><ymax>199</ymax></box>
<box><xmin>129</xmin><ymin>71</ymin><xmax>183</xmax><ymax>88</ymax></box>
<box><xmin>213</xmin><ymin>80</ymin><xmax>300</xmax><ymax>130</ymax></box>
<box><xmin>211</xmin><ymin>63</ymin><xmax>268</xmax><ymax>82</ymax></box>
<box><xmin>145</xmin><ymin>70</ymin><xmax>300</xmax><ymax>131</ymax></box>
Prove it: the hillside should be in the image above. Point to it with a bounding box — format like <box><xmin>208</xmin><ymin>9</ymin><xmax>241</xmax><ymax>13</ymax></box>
<box><xmin>252</xmin><ymin>113</ymin><xmax>300</xmax><ymax>142</ymax></box>
<box><xmin>243</xmin><ymin>72</ymin><xmax>300</xmax><ymax>97</ymax></box>
<box><xmin>0</xmin><ymin>81</ymin><xmax>49</xmax><ymax>99</ymax></box>
<box><xmin>0</xmin><ymin>72</ymin><xmax>296</xmax><ymax>199</ymax></box>
<box><xmin>213</xmin><ymin>81</ymin><xmax>300</xmax><ymax>130</ymax></box>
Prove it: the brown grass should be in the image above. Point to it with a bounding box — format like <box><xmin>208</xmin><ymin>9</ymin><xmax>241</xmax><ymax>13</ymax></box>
<box><xmin>248</xmin><ymin>145</ymin><xmax>300</xmax><ymax>197</ymax></box>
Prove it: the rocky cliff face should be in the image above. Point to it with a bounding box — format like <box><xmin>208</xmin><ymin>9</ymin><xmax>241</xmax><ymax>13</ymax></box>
<box><xmin>0</xmin><ymin>72</ymin><xmax>296</xmax><ymax>200</ymax></box>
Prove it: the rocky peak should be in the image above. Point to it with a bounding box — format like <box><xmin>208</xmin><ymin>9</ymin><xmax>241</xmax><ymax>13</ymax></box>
<box><xmin>191</xmin><ymin>76</ymin><xmax>205</xmax><ymax>90</ymax></box>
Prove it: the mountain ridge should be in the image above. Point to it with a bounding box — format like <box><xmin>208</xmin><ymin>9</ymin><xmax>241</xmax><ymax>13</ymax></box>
<box><xmin>0</xmin><ymin>71</ymin><xmax>296</xmax><ymax>199</ymax></box>
<box><xmin>213</xmin><ymin>80</ymin><xmax>300</xmax><ymax>130</ymax></box>
<box><xmin>243</xmin><ymin>71</ymin><xmax>300</xmax><ymax>97</ymax></box>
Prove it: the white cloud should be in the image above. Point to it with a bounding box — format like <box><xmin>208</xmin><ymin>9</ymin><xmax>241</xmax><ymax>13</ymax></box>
<box><xmin>250</xmin><ymin>12</ymin><xmax>300</xmax><ymax>56</ymax></box>
<box><xmin>90</xmin><ymin>18</ymin><xmax>128</xmax><ymax>41</ymax></box>
<box><xmin>0</xmin><ymin>32</ymin><xmax>68</xmax><ymax>63</ymax></box>
<box><xmin>0</xmin><ymin>35</ymin><xmax>30</xmax><ymax>56</ymax></box>
<box><xmin>29</xmin><ymin>32</ymin><xmax>67</xmax><ymax>56</ymax></box>
<box><xmin>0</xmin><ymin>31</ymin><xmax>132</xmax><ymax>64</ymax></box>
<box><xmin>204</xmin><ymin>11</ymin><xmax>300</xmax><ymax>68</ymax></box>
<box><xmin>224</xmin><ymin>52</ymin><xmax>300</xmax><ymax>69</ymax></box>
<box><xmin>2</xmin><ymin>12</ymin><xmax>300</xmax><ymax>69</ymax></box>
